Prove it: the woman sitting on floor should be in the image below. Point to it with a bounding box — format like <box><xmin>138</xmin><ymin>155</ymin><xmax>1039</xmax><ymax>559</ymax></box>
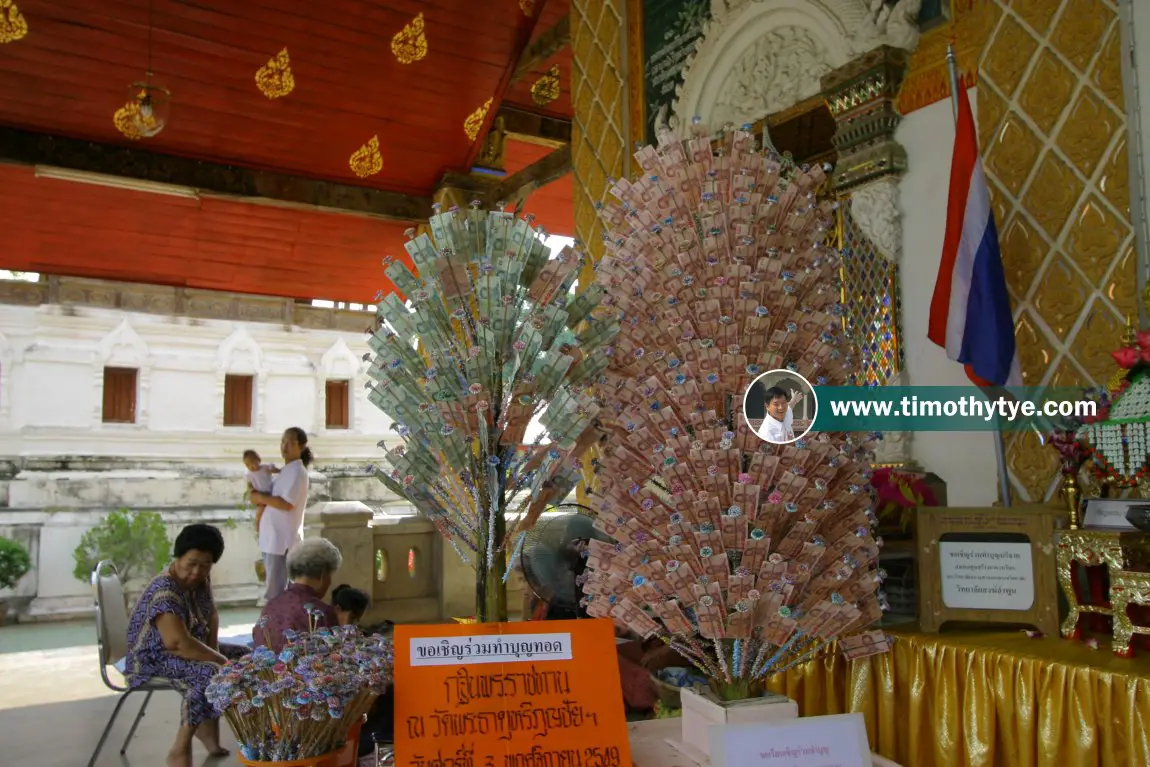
<box><xmin>253</xmin><ymin>537</ymin><xmax>342</xmax><ymax>651</ymax></box>
<box><xmin>123</xmin><ymin>523</ymin><xmax>249</xmax><ymax>767</ymax></box>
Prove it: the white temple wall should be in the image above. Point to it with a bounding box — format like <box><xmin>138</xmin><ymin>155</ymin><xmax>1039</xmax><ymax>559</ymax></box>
<box><xmin>0</xmin><ymin>290</ymin><xmax>413</xmax><ymax>620</ymax></box>
<box><xmin>0</xmin><ymin>302</ymin><xmax>393</xmax><ymax>460</ymax></box>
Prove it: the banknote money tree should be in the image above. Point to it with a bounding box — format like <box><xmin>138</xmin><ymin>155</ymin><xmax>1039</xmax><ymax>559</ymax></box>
<box><xmin>366</xmin><ymin>202</ymin><xmax>617</xmax><ymax>623</ymax></box>
<box><xmin>582</xmin><ymin>126</ymin><xmax>887</xmax><ymax>700</ymax></box>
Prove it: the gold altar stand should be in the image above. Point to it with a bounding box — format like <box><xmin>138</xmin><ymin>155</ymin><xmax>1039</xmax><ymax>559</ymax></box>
<box><xmin>762</xmin><ymin>626</ymin><xmax>1150</xmax><ymax>767</ymax></box>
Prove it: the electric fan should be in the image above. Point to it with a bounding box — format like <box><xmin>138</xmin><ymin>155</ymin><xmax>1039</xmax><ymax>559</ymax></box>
<box><xmin>520</xmin><ymin>504</ymin><xmax>613</xmax><ymax>620</ymax></box>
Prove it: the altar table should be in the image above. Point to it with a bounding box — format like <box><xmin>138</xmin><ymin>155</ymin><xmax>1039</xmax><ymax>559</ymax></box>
<box><xmin>759</xmin><ymin>626</ymin><xmax>1150</xmax><ymax>767</ymax></box>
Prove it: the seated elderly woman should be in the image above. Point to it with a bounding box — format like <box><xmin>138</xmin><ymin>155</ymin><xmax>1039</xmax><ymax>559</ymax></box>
<box><xmin>123</xmin><ymin>523</ymin><xmax>248</xmax><ymax>767</ymax></box>
<box><xmin>253</xmin><ymin>537</ymin><xmax>342</xmax><ymax>650</ymax></box>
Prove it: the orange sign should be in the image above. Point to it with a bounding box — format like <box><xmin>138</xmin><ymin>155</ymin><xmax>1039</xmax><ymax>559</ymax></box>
<box><xmin>394</xmin><ymin>618</ymin><xmax>632</xmax><ymax>767</ymax></box>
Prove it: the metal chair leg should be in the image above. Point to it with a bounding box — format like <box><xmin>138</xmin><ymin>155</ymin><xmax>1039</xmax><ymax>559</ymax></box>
<box><xmin>120</xmin><ymin>690</ymin><xmax>153</xmax><ymax>755</ymax></box>
<box><xmin>86</xmin><ymin>691</ymin><xmax>134</xmax><ymax>767</ymax></box>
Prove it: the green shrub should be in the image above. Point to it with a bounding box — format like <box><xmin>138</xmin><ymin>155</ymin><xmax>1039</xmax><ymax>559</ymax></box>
<box><xmin>72</xmin><ymin>510</ymin><xmax>171</xmax><ymax>585</ymax></box>
<box><xmin>0</xmin><ymin>536</ymin><xmax>31</xmax><ymax>591</ymax></box>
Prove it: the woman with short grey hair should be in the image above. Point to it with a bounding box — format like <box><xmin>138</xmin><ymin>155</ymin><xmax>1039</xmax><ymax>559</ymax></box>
<box><xmin>252</xmin><ymin>538</ymin><xmax>343</xmax><ymax>651</ymax></box>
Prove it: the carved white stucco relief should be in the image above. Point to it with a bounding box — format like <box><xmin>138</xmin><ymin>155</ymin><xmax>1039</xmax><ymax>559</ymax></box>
<box><xmin>217</xmin><ymin>327</ymin><xmax>266</xmax><ymax>375</ymax></box>
<box><xmin>675</xmin><ymin>0</ymin><xmax>920</xmax><ymax>130</ymax></box>
<box><xmin>98</xmin><ymin>319</ymin><xmax>150</xmax><ymax>367</ymax></box>
<box><xmin>319</xmin><ymin>338</ymin><xmax>360</xmax><ymax>380</ymax></box>
<box><xmin>871</xmin><ymin>370</ymin><xmax>913</xmax><ymax>464</ymax></box>
<box><xmin>849</xmin><ymin>177</ymin><xmax>903</xmax><ymax>262</ymax></box>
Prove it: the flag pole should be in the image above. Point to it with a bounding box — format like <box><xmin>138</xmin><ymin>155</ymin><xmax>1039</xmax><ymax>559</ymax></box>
<box><xmin>946</xmin><ymin>44</ymin><xmax>1013</xmax><ymax>508</ymax></box>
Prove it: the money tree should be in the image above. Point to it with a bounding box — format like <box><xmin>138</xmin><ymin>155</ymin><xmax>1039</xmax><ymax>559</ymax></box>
<box><xmin>582</xmin><ymin>126</ymin><xmax>886</xmax><ymax>700</ymax></box>
<box><xmin>366</xmin><ymin>202</ymin><xmax>617</xmax><ymax>623</ymax></box>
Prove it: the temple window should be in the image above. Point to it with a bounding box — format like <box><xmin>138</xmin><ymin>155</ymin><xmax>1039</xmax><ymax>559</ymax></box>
<box><xmin>101</xmin><ymin>367</ymin><xmax>137</xmax><ymax>424</ymax></box>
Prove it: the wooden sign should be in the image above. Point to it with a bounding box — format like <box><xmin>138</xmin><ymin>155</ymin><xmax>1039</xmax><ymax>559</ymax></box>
<box><xmin>394</xmin><ymin>618</ymin><xmax>632</xmax><ymax>767</ymax></box>
<box><xmin>710</xmin><ymin>714</ymin><xmax>871</xmax><ymax>767</ymax></box>
<box><xmin>917</xmin><ymin>505</ymin><xmax>1065</xmax><ymax>637</ymax></box>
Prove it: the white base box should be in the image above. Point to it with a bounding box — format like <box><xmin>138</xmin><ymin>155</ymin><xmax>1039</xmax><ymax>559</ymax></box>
<box><xmin>671</xmin><ymin>686</ymin><xmax>800</xmax><ymax>763</ymax></box>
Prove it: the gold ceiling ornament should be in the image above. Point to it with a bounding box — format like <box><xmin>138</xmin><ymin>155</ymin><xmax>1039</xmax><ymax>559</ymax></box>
<box><xmin>530</xmin><ymin>65</ymin><xmax>561</xmax><ymax>106</ymax></box>
<box><xmin>349</xmin><ymin>135</ymin><xmax>383</xmax><ymax>178</ymax></box>
<box><xmin>518</xmin><ymin>0</ymin><xmax>535</xmax><ymax>16</ymax></box>
<box><xmin>463</xmin><ymin>98</ymin><xmax>493</xmax><ymax>142</ymax></box>
<box><xmin>0</xmin><ymin>0</ymin><xmax>28</xmax><ymax>44</ymax></box>
<box><xmin>391</xmin><ymin>13</ymin><xmax>428</xmax><ymax>65</ymax></box>
<box><xmin>255</xmin><ymin>48</ymin><xmax>295</xmax><ymax>99</ymax></box>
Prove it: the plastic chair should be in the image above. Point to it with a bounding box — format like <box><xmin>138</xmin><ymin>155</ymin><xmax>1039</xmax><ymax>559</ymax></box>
<box><xmin>87</xmin><ymin>560</ymin><xmax>175</xmax><ymax>767</ymax></box>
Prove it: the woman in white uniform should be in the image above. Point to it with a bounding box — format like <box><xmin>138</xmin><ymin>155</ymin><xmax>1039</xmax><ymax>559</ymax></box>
<box><xmin>249</xmin><ymin>426</ymin><xmax>312</xmax><ymax>601</ymax></box>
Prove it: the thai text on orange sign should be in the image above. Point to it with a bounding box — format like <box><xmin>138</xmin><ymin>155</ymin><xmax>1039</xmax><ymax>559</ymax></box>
<box><xmin>394</xmin><ymin>618</ymin><xmax>632</xmax><ymax>767</ymax></box>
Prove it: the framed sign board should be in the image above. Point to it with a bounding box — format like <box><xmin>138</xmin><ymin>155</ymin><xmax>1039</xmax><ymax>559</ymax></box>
<box><xmin>917</xmin><ymin>505</ymin><xmax>1066</xmax><ymax>637</ymax></box>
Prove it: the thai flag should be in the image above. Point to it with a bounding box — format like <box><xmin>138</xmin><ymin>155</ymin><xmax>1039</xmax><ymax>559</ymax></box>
<box><xmin>927</xmin><ymin>84</ymin><xmax>1022</xmax><ymax>388</ymax></box>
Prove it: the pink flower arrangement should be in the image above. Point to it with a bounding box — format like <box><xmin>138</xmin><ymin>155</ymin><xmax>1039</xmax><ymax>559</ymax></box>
<box><xmin>1110</xmin><ymin>330</ymin><xmax>1150</xmax><ymax>369</ymax></box>
<box><xmin>869</xmin><ymin>468</ymin><xmax>938</xmax><ymax>533</ymax></box>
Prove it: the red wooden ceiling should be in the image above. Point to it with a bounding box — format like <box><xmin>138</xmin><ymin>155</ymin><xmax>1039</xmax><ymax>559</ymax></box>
<box><xmin>0</xmin><ymin>1</ymin><xmax>574</xmax><ymax>302</ymax></box>
<box><xmin>505</xmin><ymin>138</ymin><xmax>573</xmax><ymax>237</ymax></box>
<box><xmin>0</xmin><ymin>164</ymin><xmax>413</xmax><ymax>302</ymax></box>
<box><xmin>0</xmin><ymin>0</ymin><xmax>569</xmax><ymax>193</ymax></box>
<box><xmin>502</xmin><ymin>0</ymin><xmax>572</xmax><ymax>120</ymax></box>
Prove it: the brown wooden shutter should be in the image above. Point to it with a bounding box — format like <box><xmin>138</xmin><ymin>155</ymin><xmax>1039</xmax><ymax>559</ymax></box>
<box><xmin>102</xmin><ymin>367</ymin><xmax>138</xmax><ymax>423</ymax></box>
<box><xmin>224</xmin><ymin>375</ymin><xmax>254</xmax><ymax>427</ymax></box>
<box><xmin>326</xmin><ymin>380</ymin><xmax>350</xmax><ymax>429</ymax></box>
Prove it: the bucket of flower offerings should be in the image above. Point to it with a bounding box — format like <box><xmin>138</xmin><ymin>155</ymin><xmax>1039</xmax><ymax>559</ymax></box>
<box><xmin>207</xmin><ymin>625</ymin><xmax>393</xmax><ymax>766</ymax></box>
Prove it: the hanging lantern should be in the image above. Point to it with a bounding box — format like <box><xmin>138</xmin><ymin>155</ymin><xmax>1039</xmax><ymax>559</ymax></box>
<box><xmin>116</xmin><ymin>75</ymin><xmax>171</xmax><ymax>139</ymax></box>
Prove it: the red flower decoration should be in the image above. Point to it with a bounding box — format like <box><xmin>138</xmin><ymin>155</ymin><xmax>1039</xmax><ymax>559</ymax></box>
<box><xmin>1137</xmin><ymin>329</ymin><xmax>1150</xmax><ymax>352</ymax></box>
<box><xmin>1111</xmin><ymin>346</ymin><xmax>1141</xmax><ymax>369</ymax></box>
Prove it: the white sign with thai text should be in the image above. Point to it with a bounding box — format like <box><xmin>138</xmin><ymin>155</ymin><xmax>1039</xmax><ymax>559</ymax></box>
<box><xmin>408</xmin><ymin>632</ymin><xmax>573</xmax><ymax>667</ymax></box>
<box><xmin>939</xmin><ymin>541</ymin><xmax>1035</xmax><ymax>610</ymax></box>
<box><xmin>710</xmin><ymin>713</ymin><xmax>870</xmax><ymax>767</ymax></box>
<box><xmin>1083</xmin><ymin>499</ymin><xmax>1140</xmax><ymax>530</ymax></box>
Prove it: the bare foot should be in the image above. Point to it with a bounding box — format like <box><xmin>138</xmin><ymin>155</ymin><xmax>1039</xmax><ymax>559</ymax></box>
<box><xmin>166</xmin><ymin>746</ymin><xmax>193</xmax><ymax>767</ymax></box>
<box><xmin>195</xmin><ymin>722</ymin><xmax>231</xmax><ymax>757</ymax></box>
<box><xmin>193</xmin><ymin>735</ymin><xmax>230</xmax><ymax>757</ymax></box>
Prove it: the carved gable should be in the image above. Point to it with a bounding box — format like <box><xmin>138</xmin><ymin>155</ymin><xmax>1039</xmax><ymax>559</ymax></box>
<box><xmin>674</xmin><ymin>0</ymin><xmax>920</xmax><ymax>129</ymax></box>
<box><xmin>98</xmin><ymin>319</ymin><xmax>149</xmax><ymax>367</ymax></box>
<box><xmin>320</xmin><ymin>338</ymin><xmax>360</xmax><ymax>380</ymax></box>
<box><xmin>217</xmin><ymin>328</ymin><xmax>265</xmax><ymax>374</ymax></box>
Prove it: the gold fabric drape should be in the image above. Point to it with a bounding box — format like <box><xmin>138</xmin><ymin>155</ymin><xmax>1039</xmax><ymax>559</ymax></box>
<box><xmin>765</xmin><ymin>628</ymin><xmax>1150</xmax><ymax>767</ymax></box>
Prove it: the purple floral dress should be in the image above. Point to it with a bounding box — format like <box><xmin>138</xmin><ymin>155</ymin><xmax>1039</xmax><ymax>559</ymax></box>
<box><xmin>124</xmin><ymin>572</ymin><xmax>248</xmax><ymax>727</ymax></box>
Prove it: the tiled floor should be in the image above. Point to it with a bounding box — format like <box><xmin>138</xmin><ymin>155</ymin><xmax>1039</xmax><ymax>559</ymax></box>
<box><xmin>0</xmin><ymin>608</ymin><xmax>259</xmax><ymax>767</ymax></box>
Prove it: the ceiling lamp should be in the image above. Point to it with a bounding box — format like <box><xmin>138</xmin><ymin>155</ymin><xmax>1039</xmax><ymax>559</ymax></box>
<box><xmin>114</xmin><ymin>76</ymin><xmax>171</xmax><ymax>140</ymax></box>
<box><xmin>113</xmin><ymin>0</ymin><xmax>170</xmax><ymax>140</ymax></box>
<box><xmin>0</xmin><ymin>0</ymin><xmax>28</xmax><ymax>44</ymax></box>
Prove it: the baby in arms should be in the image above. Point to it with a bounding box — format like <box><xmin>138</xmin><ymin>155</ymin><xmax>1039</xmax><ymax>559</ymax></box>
<box><xmin>243</xmin><ymin>449</ymin><xmax>279</xmax><ymax>533</ymax></box>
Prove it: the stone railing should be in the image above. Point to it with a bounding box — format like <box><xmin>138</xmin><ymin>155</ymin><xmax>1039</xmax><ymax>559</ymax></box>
<box><xmin>0</xmin><ymin>275</ymin><xmax>375</xmax><ymax>332</ymax></box>
<box><xmin>317</xmin><ymin>502</ymin><xmax>531</xmax><ymax>626</ymax></box>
